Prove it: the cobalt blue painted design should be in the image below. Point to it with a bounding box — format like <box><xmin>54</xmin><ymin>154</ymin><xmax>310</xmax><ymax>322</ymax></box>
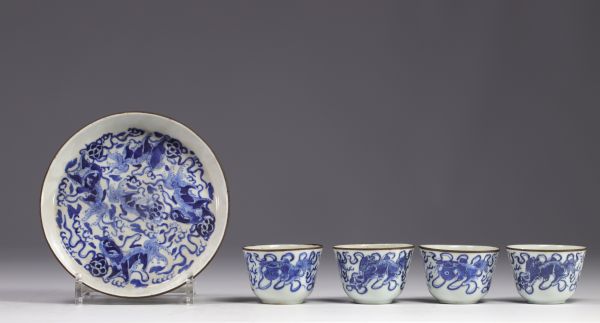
<box><xmin>509</xmin><ymin>252</ymin><xmax>584</xmax><ymax>295</ymax></box>
<box><xmin>422</xmin><ymin>251</ymin><xmax>496</xmax><ymax>294</ymax></box>
<box><xmin>56</xmin><ymin>128</ymin><xmax>215</xmax><ymax>288</ymax></box>
<box><xmin>245</xmin><ymin>251</ymin><xmax>321</xmax><ymax>292</ymax></box>
<box><xmin>336</xmin><ymin>250</ymin><xmax>412</xmax><ymax>295</ymax></box>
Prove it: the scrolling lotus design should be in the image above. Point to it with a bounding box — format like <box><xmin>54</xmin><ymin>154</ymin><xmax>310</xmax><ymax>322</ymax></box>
<box><xmin>422</xmin><ymin>251</ymin><xmax>496</xmax><ymax>294</ymax></box>
<box><xmin>336</xmin><ymin>250</ymin><xmax>412</xmax><ymax>295</ymax></box>
<box><xmin>55</xmin><ymin>128</ymin><xmax>215</xmax><ymax>288</ymax></box>
<box><xmin>245</xmin><ymin>251</ymin><xmax>321</xmax><ymax>292</ymax></box>
<box><xmin>509</xmin><ymin>252</ymin><xmax>584</xmax><ymax>295</ymax></box>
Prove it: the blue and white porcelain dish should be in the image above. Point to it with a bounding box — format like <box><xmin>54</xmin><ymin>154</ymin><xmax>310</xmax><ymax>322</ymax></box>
<box><xmin>420</xmin><ymin>244</ymin><xmax>499</xmax><ymax>304</ymax></box>
<box><xmin>333</xmin><ymin>243</ymin><xmax>413</xmax><ymax>304</ymax></box>
<box><xmin>40</xmin><ymin>112</ymin><xmax>229</xmax><ymax>298</ymax></box>
<box><xmin>507</xmin><ymin>244</ymin><xmax>586</xmax><ymax>304</ymax></box>
<box><xmin>243</xmin><ymin>244</ymin><xmax>322</xmax><ymax>304</ymax></box>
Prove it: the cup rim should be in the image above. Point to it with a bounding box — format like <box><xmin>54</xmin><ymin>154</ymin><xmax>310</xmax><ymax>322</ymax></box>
<box><xmin>419</xmin><ymin>244</ymin><xmax>499</xmax><ymax>253</ymax></box>
<box><xmin>333</xmin><ymin>243</ymin><xmax>414</xmax><ymax>250</ymax></box>
<box><xmin>506</xmin><ymin>244</ymin><xmax>587</xmax><ymax>252</ymax></box>
<box><xmin>242</xmin><ymin>244</ymin><xmax>323</xmax><ymax>252</ymax></box>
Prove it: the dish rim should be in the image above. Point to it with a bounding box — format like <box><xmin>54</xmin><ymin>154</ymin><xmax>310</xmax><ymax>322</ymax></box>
<box><xmin>333</xmin><ymin>243</ymin><xmax>414</xmax><ymax>250</ymax></box>
<box><xmin>419</xmin><ymin>244</ymin><xmax>500</xmax><ymax>253</ymax></box>
<box><xmin>243</xmin><ymin>244</ymin><xmax>323</xmax><ymax>252</ymax></box>
<box><xmin>39</xmin><ymin>111</ymin><xmax>230</xmax><ymax>298</ymax></box>
<box><xmin>506</xmin><ymin>244</ymin><xmax>587</xmax><ymax>252</ymax></box>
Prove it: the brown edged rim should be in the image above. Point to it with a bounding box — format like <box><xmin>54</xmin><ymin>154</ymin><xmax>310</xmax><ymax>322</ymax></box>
<box><xmin>419</xmin><ymin>244</ymin><xmax>499</xmax><ymax>253</ymax></box>
<box><xmin>333</xmin><ymin>243</ymin><xmax>414</xmax><ymax>250</ymax></box>
<box><xmin>39</xmin><ymin>111</ymin><xmax>230</xmax><ymax>299</ymax></box>
<box><xmin>243</xmin><ymin>244</ymin><xmax>323</xmax><ymax>252</ymax></box>
<box><xmin>506</xmin><ymin>244</ymin><xmax>587</xmax><ymax>252</ymax></box>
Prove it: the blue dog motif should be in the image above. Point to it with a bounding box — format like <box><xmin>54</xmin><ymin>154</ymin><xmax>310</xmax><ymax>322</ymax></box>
<box><xmin>422</xmin><ymin>252</ymin><xmax>496</xmax><ymax>295</ymax></box>
<box><xmin>337</xmin><ymin>251</ymin><xmax>412</xmax><ymax>294</ymax></box>
<box><xmin>433</xmin><ymin>256</ymin><xmax>488</xmax><ymax>294</ymax></box>
<box><xmin>510</xmin><ymin>252</ymin><xmax>582</xmax><ymax>294</ymax></box>
<box><xmin>245</xmin><ymin>251</ymin><xmax>321</xmax><ymax>292</ymax></box>
<box><xmin>56</xmin><ymin>128</ymin><xmax>216</xmax><ymax>288</ymax></box>
<box><xmin>83</xmin><ymin>236</ymin><xmax>169</xmax><ymax>287</ymax></box>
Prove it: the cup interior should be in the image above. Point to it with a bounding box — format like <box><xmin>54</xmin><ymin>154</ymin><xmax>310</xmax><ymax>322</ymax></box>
<box><xmin>333</xmin><ymin>243</ymin><xmax>413</xmax><ymax>250</ymax></box>
<box><xmin>506</xmin><ymin>244</ymin><xmax>586</xmax><ymax>252</ymax></box>
<box><xmin>420</xmin><ymin>244</ymin><xmax>499</xmax><ymax>253</ymax></box>
<box><xmin>243</xmin><ymin>244</ymin><xmax>322</xmax><ymax>251</ymax></box>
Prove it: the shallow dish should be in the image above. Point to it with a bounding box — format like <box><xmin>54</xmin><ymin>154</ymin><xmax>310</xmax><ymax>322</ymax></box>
<box><xmin>506</xmin><ymin>244</ymin><xmax>586</xmax><ymax>304</ymax></box>
<box><xmin>243</xmin><ymin>244</ymin><xmax>322</xmax><ymax>304</ymax></box>
<box><xmin>40</xmin><ymin>112</ymin><xmax>228</xmax><ymax>297</ymax></box>
<box><xmin>420</xmin><ymin>244</ymin><xmax>499</xmax><ymax>304</ymax></box>
<box><xmin>333</xmin><ymin>243</ymin><xmax>414</xmax><ymax>304</ymax></box>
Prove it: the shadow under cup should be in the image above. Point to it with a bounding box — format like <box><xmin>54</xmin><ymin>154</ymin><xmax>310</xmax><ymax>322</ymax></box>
<box><xmin>506</xmin><ymin>244</ymin><xmax>586</xmax><ymax>304</ymax></box>
<box><xmin>243</xmin><ymin>244</ymin><xmax>322</xmax><ymax>305</ymax></box>
<box><xmin>333</xmin><ymin>243</ymin><xmax>414</xmax><ymax>304</ymax></box>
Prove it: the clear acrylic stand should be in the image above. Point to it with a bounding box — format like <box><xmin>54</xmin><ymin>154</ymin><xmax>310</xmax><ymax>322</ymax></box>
<box><xmin>74</xmin><ymin>273</ymin><xmax>195</xmax><ymax>305</ymax></box>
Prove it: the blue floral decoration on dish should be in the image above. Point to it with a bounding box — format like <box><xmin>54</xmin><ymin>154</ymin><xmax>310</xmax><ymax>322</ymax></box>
<box><xmin>509</xmin><ymin>252</ymin><xmax>584</xmax><ymax>295</ymax></box>
<box><xmin>245</xmin><ymin>251</ymin><xmax>321</xmax><ymax>292</ymax></box>
<box><xmin>336</xmin><ymin>250</ymin><xmax>412</xmax><ymax>295</ymax></box>
<box><xmin>422</xmin><ymin>251</ymin><xmax>496</xmax><ymax>295</ymax></box>
<box><xmin>55</xmin><ymin>128</ymin><xmax>215</xmax><ymax>288</ymax></box>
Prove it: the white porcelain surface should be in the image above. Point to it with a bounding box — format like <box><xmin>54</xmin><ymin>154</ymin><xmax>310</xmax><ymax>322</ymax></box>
<box><xmin>333</xmin><ymin>244</ymin><xmax>414</xmax><ymax>304</ymax></box>
<box><xmin>243</xmin><ymin>244</ymin><xmax>322</xmax><ymax>304</ymax></box>
<box><xmin>420</xmin><ymin>245</ymin><xmax>499</xmax><ymax>304</ymax></box>
<box><xmin>507</xmin><ymin>244</ymin><xmax>586</xmax><ymax>304</ymax></box>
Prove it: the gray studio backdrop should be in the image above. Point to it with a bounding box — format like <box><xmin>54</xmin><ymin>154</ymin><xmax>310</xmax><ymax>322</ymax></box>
<box><xmin>0</xmin><ymin>0</ymin><xmax>598</xmax><ymax>291</ymax></box>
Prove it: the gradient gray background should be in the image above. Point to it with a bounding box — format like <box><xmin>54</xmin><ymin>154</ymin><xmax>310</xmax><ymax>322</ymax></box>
<box><xmin>0</xmin><ymin>0</ymin><xmax>598</xmax><ymax>314</ymax></box>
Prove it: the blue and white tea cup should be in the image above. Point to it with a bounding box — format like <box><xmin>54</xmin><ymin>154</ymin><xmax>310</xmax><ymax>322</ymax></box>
<box><xmin>507</xmin><ymin>244</ymin><xmax>586</xmax><ymax>304</ymax></box>
<box><xmin>243</xmin><ymin>244</ymin><xmax>322</xmax><ymax>304</ymax></box>
<box><xmin>333</xmin><ymin>244</ymin><xmax>414</xmax><ymax>304</ymax></box>
<box><xmin>420</xmin><ymin>244</ymin><xmax>499</xmax><ymax>304</ymax></box>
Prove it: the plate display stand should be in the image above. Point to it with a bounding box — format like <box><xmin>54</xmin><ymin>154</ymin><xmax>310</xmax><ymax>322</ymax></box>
<box><xmin>74</xmin><ymin>273</ymin><xmax>195</xmax><ymax>305</ymax></box>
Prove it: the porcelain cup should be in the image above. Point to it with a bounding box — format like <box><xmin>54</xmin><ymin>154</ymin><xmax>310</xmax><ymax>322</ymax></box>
<box><xmin>333</xmin><ymin>243</ymin><xmax>414</xmax><ymax>304</ymax></box>
<box><xmin>243</xmin><ymin>244</ymin><xmax>322</xmax><ymax>304</ymax></box>
<box><xmin>420</xmin><ymin>244</ymin><xmax>499</xmax><ymax>304</ymax></box>
<box><xmin>506</xmin><ymin>244</ymin><xmax>586</xmax><ymax>304</ymax></box>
